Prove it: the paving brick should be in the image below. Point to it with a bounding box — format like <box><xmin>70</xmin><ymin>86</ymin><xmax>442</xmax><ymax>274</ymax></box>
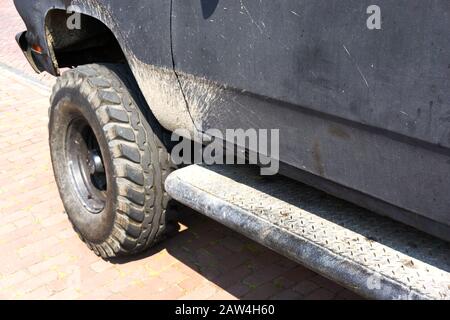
<box><xmin>214</xmin><ymin>264</ymin><xmax>253</xmax><ymax>289</ymax></box>
<box><xmin>304</xmin><ymin>288</ymin><xmax>336</xmax><ymax>300</ymax></box>
<box><xmin>243</xmin><ymin>281</ymin><xmax>284</xmax><ymax>300</ymax></box>
<box><xmin>106</xmin><ymin>276</ymin><xmax>136</xmax><ymax>294</ymax></box>
<box><xmin>1</xmin><ymin>251</ymin><xmax>46</xmax><ymax>275</ymax></box>
<box><xmin>25</xmin><ymin>286</ymin><xmax>53</xmax><ymax>300</ymax></box>
<box><xmin>226</xmin><ymin>282</ymin><xmax>252</xmax><ymax>298</ymax></box>
<box><xmin>242</xmin><ymin>263</ymin><xmax>287</xmax><ymax>288</ymax></box>
<box><xmin>209</xmin><ymin>290</ymin><xmax>238</xmax><ymax>300</ymax></box>
<box><xmin>18</xmin><ymin>236</ymin><xmax>60</xmax><ymax>258</ymax></box>
<box><xmin>0</xmin><ymin>223</ymin><xmax>16</xmax><ymax>236</ymax></box>
<box><xmin>79</xmin><ymin>268</ymin><xmax>120</xmax><ymax>294</ymax></box>
<box><xmin>292</xmin><ymin>280</ymin><xmax>320</xmax><ymax>296</ymax></box>
<box><xmin>46</xmin><ymin>277</ymin><xmax>72</xmax><ymax>294</ymax></box>
<box><xmin>107</xmin><ymin>293</ymin><xmax>129</xmax><ymax>300</ymax></box>
<box><xmin>178</xmin><ymin>276</ymin><xmax>205</xmax><ymax>292</ymax></box>
<box><xmin>148</xmin><ymin>285</ymin><xmax>185</xmax><ymax>300</ymax></box>
<box><xmin>27</xmin><ymin>253</ymin><xmax>72</xmax><ymax>275</ymax></box>
<box><xmin>49</xmin><ymin>288</ymin><xmax>81</xmax><ymax>300</ymax></box>
<box><xmin>272</xmin><ymin>265</ymin><xmax>317</xmax><ymax>290</ymax></box>
<box><xmin>269</xmin><ymin>289</ymin><xmax>303</xmax><ymax>300</ymax></box>
<box><xmin>335</xmin><ymin>289</ymin><xmax>363</xmax><ymax>300</ymax></box>
<box><xmin>90</xmin><ymin>260</ymin><xmax>113</xmax><ymax>273</ymax></box>
<box><xmin>121</xmin><ymin>277</ymin><xmax>171</xmax><ymax>300</ymax></box>
<box><xmin>13</xmin><ymin>270</ymin><xmax>58</xmax><ymax>296</ymax></box>
<box><xmin>221</xmin><ymin>236</ymin><xmax>246</xmax><ymax>253</ymax></box>
<box><xmin>159</xmin><ymin>265</ymin><xmax>190</xmax><ymax>285</ymax></box>
<box><xmin>310</xmin><ymin>274</ymin><xmax>349</xmax><ymax>294</ymax></box>
<box><xmin>179</xmin><ymin>283</ymin><xmax>218</xmax><ymax>300</ymax></box>
<box><xmin>80</xmin><ymin>287</ymin><xmax>112</xmax><ymax>300</ymax></box>
<box><xmin>0</xmin><ymin>270</ymin><xmax>32</xmax><ymax>290</ymax></box>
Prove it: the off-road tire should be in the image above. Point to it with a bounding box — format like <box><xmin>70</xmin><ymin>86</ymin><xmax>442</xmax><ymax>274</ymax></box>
<box><xmin>49</xmin><ymin>63</ymin><xmax>174</xmax><ymax>258</ymax></box>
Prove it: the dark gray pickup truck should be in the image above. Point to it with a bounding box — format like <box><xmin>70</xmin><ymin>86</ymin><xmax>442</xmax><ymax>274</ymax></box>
<box><xmin>14</xmin><ymin>0</ymin><xmax>450</xmax><ymax>299</ymax></box>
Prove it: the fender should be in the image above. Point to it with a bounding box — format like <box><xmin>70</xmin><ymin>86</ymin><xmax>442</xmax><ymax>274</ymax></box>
<box><xmin>13</xmin><ymin>0</ymin><xmax>196</xmax><ymax>135</ymax></box>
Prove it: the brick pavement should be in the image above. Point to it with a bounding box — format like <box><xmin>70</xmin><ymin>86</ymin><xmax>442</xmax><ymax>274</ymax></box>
<box><xmin>0</xmin><ymin>0</ymin><xmax>55</xmax><ymax>85</ymax></box>
<box><xmin>0</xmin><ymin>0</ymin><xmax>360</xmax><ymax>300</ymax></box>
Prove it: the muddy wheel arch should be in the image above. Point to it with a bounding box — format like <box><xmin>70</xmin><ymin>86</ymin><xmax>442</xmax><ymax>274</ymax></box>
<box><xmin>15</xmin><ymin>0</ymin><xmax>196</xmax><ymax>135</ymax></box>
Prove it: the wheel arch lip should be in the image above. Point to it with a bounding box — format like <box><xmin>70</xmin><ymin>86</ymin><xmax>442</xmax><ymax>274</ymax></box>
<box><xmin>14</xmin><ymin>0</ymin><xmax>197</xmax><ymax>135</ymax></box>
<box><xmin>15</xmin><ymin>31</ymin><xmax>44</xmax><ymax>74</ymax></box>
<box><xmin>14</xmin><ymin>0</ymin><xmax>58</xmax><ymax>75</ymax></box>
<box><xmin>13</xmin><ymin>0</ymin><xmax>130</xmax><ymax>76</ymax></box>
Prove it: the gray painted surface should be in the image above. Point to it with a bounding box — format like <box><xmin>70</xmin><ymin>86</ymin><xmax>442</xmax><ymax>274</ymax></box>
<box><xmin>171</xmin><ymin>0</ymin><xmax>450</xmax><ymax>239</ymax></box>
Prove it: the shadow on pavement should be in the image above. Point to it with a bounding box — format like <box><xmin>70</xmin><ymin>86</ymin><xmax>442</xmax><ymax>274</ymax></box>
<box><xmin>110</xmin><ymin>202</ymin><xmax>359</xmax><ymax>300</ymax></box>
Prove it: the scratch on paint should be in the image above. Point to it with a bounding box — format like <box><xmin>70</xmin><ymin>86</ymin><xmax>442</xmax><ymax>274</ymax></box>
<box><xmin>290</xmin><ymin>10</ymin><xmax>301</xmax><ymax>17</ymax></box>
<box><xmin>343</xmin><ymin>44</ymin><xmax>370</xmax><ymax>88</ymax></box>
<box><xmin>240</xmin><ymin>0</ymin><xmax>264</xmax><ymax>34</ymax></box>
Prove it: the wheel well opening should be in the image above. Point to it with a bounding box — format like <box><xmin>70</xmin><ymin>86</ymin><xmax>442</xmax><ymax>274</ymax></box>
<box><xmin>45</xmin><ymin>10</ymin><xmax>125</xmax><ymax>70</ymax></box>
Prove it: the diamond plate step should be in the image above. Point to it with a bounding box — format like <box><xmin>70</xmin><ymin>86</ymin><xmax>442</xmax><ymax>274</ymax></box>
<box><xmin>165</xmin><ymin>164</ymin><xmax>450</xmax><ymax>300</ymax></box>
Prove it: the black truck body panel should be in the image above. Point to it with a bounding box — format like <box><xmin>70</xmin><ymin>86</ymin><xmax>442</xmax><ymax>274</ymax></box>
<box><xmin>13</xmin><ymin>0</ymin><xmax>450</xmax><ymax>241</ymax></box>
<box><xmin>13</xmin><ymin>0</ymin><xmax>174</xmax><ymax>72</ymax></box>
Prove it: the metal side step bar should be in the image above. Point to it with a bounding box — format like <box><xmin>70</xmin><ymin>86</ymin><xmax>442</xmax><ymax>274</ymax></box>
<box><xmin>165</xmin><ymin>164</ymin><xmax>450</xmax><ymax>300</ymax></box>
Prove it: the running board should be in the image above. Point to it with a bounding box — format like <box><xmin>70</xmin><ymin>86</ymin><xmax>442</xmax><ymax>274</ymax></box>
<box><xmin>165</xmin><ymin>165</ymin><xmax>450</xmax><ymax>300</ymax></box>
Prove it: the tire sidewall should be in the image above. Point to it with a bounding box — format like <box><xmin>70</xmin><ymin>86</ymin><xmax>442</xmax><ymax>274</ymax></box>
<box><xmin>50</xmin><ymin>86</ymin><xmax>118</xmax><ymax>244</ymax></box>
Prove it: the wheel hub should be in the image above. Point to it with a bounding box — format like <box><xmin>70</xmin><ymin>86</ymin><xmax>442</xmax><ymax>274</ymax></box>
<box><xmin>87</xmin><ymin>150</ymin><xmax>105</xmax><ymax>175</ymax></box>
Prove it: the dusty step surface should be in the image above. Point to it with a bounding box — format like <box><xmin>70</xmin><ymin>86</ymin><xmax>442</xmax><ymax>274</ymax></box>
<box><xmin>166</xmin><ymin>164</ymin><xmax>450</xmax><ymax>300</ymax></box>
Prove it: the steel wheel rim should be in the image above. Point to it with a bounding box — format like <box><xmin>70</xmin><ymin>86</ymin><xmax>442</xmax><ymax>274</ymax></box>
<box><xmin>66</xmin><ymin>116</ymin><xmax>107</xmax><ymax>214</ymax></box>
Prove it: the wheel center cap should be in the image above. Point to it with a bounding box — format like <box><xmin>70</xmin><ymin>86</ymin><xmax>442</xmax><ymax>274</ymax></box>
<box><xmin>87</xmin><ymin>151</ymin><xmax>104</xmax><ymax>175</ymax></box>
